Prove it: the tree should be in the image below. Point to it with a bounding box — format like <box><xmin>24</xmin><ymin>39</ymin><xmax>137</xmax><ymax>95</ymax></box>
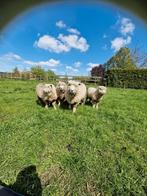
<box><xmin>13</xmin><ymin>66</ymin><xmax>20</xmax><ymax>77</ymax></box>
<box><xmin>104</xmin><ymin>47</ymin><xmax>137</xmax><ymax>70</ymax></box>
<box><xmin>13</xmin><ymin>66</ymin><xmax>19</xmax><ymax>73</ymax></box>
<box><xmin>47</xmin><ymin>70</ymin><xmax>56</xmax><ymax>77</ymax></box>
<box><xmin>31</xmin><ymin>66</ymin><xmax>45</xmax><ymax>78</ymax></box>
<box><xmin>44</xmin><ymin>69</ymin><xmax>57</xmax><ymax>81</ymax></box>
<box><xmin>131</xmin><ymin>47</ymin><xmax>147</xmax><ymax>68</ymax></box>
<box><xmin>90</xmin><ymin>64</ymin><xmax>105</xmax><ymax>77</ymax></box>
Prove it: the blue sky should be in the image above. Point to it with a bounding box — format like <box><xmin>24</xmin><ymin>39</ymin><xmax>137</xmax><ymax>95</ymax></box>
<box><xmin>0</xmin><ymin>1</ymin><xmax>147</xmax><ymax>75</ymax></box>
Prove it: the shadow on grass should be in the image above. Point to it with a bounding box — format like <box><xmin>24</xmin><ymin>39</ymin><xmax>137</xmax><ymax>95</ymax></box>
<box><xmin>0</xmin><ymin>165</ymin><xmax>42</xmax><ymax>196</ymax></box>
<box><xmin>85</xmin><ymin>100</ymin><xmax>92</xmax><ymax>106</ymax></box>
<box><xmin>36</xmin><ymin>98</ymin><xmax>93</xmax><ymax>111</ymax></box>
<box><xmin>58</xmin><ymin>101</ymin><xmax>70</xmax><ymax>110</ymax></box>
<box><xmin>36</xmin><ymin>97</ymin><xmax>45</xmax><ymax>107</ymax></box>
<box><xmin>59</xmin><ymin>99</ymin><xmax>93</xmax><ymax>110</ymax></box>
<box><xmin>36</xmin><ymin>98</ymin><xmax>70</xmax><ymax>110</ymax></box>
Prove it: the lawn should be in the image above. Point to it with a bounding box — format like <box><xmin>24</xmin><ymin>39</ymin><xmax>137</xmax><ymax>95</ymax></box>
<box><xmin>0</xmin><ymin>79</ymin><xmax>147</xmax><ymax>196</ymax></box>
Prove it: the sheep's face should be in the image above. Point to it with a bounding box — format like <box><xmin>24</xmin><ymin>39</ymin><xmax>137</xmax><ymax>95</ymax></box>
<box><xmin>98</xmin><ymin>86</ymin><xmax>107</xmax><ymax>95</ymax></box>
<box><xmin>43</xmin><ymin>84</ymin><xmax>54</xmax><ymax>96</ymax></box>
<box><xmin>67</xmin><ymin>84</ymin><xmax>77</xmax><ymax>96</ymax></box>
<box><xmin>57</xmin><ymin>82</ymin><xmax>66</xmax><ymax>93</ymax></box>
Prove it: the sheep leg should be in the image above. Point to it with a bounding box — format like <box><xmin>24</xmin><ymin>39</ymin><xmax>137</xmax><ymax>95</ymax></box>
<box><xmin>45</xmin><ymin>102</ymin><xmax>48</xmax><ymax>109</ymax></box>
<box><xmin>81</xmin><ymin>98</ymin><xmax>86</xmax><ymax>105</ymax></box>
<box><xmin>72</xmin><ymin>103</ymin><xmax>78</xmax><ymax>113</ymax></box>
<box><xmin>69</xmin><ymin>104</ymin><xmax>71</xmax><ymax>109</ymax></box>
<box><xmin>52</xmin><ymin>101</ymin><xmax>57</xmax><ymax>110</ymax></box>
<box><xmin>92</xmin><ymin>100</ymin><xmax>96</xmax><ymax>108</ymax></box>
<box><xmin>73</xmin><ymin>106</ymin><xmax>76</xmax><ymax>113</ymax></box>
<box><xmin>92</xmin><ymin>104</ymin><xmax>96</xmax><ymax>108</ymax></box>
<box><xmin>56</xmin><ymin>99</ymin><xmax>60</xmax><ymax>107</ymax></box>
<box><xmin>96</xmin><ymin>103</ymin><xmax>99</xmax><ymax>109</ymax></box>
<box><xmin>58</xmin><ymin>101</ymin><xmax>61</xmax><ymax>107</ymax></box>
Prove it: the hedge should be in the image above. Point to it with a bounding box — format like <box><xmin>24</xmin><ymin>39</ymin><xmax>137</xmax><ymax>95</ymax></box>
<box><xmin>105</xmin><ymin>69</ymin><xmax>147</xmax><ymax>89</ymax></box>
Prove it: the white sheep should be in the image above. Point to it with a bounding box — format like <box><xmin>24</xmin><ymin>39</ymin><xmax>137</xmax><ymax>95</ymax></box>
<box><xmin>65</xmin><ymin>80</ymin><xmax>87</xmax><ymax>113</ymax></box>
<box><xmin>56</xmin><ymin>81</ymin><xmax>67</xmax><ymax>106</ymax></box>
<box><xmin>36</xmin><ymin>83</ymin><xmax>57</xmax><ymax>109</ymax></box>
<box><xmin>87</xmin><ymin>86</ymin><xmax>107</xmax><ymax>109</ymax></box>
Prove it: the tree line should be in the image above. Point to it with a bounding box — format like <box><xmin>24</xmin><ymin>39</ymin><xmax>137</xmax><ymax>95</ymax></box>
<box><xmin>91</xmin><ymin>47</ymin><xmax>147</xmax><ymax>77</ymax></box>
<box><xmin>11</xmin><ymin>47</ymin><xmax>147</xmax><ymax>79</ymax></box>
<box><xmin>12</xmin><ymin>66</ymin><xmax>56</xmax><ymax>79</ymax></box>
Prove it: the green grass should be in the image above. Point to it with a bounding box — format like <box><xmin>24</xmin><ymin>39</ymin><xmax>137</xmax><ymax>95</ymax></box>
<box><xmin>0</xmin><ymin>79</ymin><xmax>147</xmax><ymax>195</ymax></box>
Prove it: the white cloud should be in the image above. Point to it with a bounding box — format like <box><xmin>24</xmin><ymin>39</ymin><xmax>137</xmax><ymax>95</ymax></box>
<box><xmin>87</xmin><ymin>63</ymin><xmax>99</xmax><ymax>72</ymax></box>
<box><xmin>23</xmin><ymin>60</ymin><xmax>34</xmax><ymax>66</ymax></box>
<box><xmin>56</xmin><ymin>20</ymin><xmax>66</xmax><ymax>28</ymax></box>
<box><xmin>110</xmin><ymin>16</ymin><xmax>134</xmax><ymax>52</ymax></box>
<box><xmin>120</xmin><ymin>17</ymin><xmax>135</xmax><ymax>36</ymax></box>
<box><xmin>67</xmin><ymin>28</ymin><xmax>80</xmax><ymax>35</ymax></box>
<box><xmin>58</xmin><ymin>71</ymin><xmax>65</xmax><ymax>75</ymax></box>
<box><xmin>34</xmin><ymin>33</ymin><xmax>89</xmax><ymax>53</ymax></box>
<box><xmin>88</xmin><ymin>63</ymin><xmax>99</xmax><ymax>68</ymax></box>
<box><xmin>74</xmin><ymin>61</ymin><xmax>82</xmax><ymax>68</ymax></box>
<box><xmin>56</xmin><ymin>21</ymin><xmax>80</xmax><ymax>35</ymax></box>
<box><xmin>35</xmin><ymin>21</ymin><xmax>89</xmax><ymax>53</ymax></box>
<box><xmin>0</xmin><ymin>52</ymin><xmax>60</xmax><ymax>72</ymax></box>
<box><xmin>4</xmin><ymin>52</ymin><xmax>22</xmax><ymax>60</ymax></box>
<box><xmin>47</xmin><ymin>59</ymin><xmax>60</xmax><ymax>67</ymax></box>
<box><xmin>58</xmin><ymin>34</ymin><xmax>89</xmax><ymax>52</ymax></box>
<box><xmin>24</xmin><ymin>58</ymin><xmax>60</xmax><ymax>67</ymax></box>
<box><xmin>0</xmin><ymin>53</ymin><xmax>22</xmax><ymax>72</ymax></box>
<box><xmin>111</xmin><ymin>36</ymin><xmax>131</xmax><ymax>52</ymax></box>
<box><xmin>50</xmin><ymin>68</ymin><xmax>57</xmax><ymax>72</ymax></box>
<box><xmin>34</xmin><ymin>35</ymin><xmax>70</xmax><ymax>53</ymax></box>
<box><xmin>66</xmin><ymin>65</ymin><xmax>79</xmax><ymax>74</ymax></box>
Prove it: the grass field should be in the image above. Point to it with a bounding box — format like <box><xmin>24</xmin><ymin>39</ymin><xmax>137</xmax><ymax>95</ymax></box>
<box><xmin>0</xmin><ymin>79</ymin><xmax>147</xmax><ymax>196</ymax></box>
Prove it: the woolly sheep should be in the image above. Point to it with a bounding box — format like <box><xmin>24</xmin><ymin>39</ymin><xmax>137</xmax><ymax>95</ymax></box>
<box><xmin>87</xmin><ymin>86</ymin><xmax>107</xmax><ymax>109</ymax></box>
<box><xmin>36</xmin><ymin>83</ymin><xmax>57</xmax><ymax>109</ymax></box>
<box><xmin>56</xmin><ymin>81</ymin><xmax>67</xmax><ymax>106</ymax></box>
<box><xmin>65</xmin><ymin>80</ymin><xmax>87</xmax><ymax>113</ymax></box>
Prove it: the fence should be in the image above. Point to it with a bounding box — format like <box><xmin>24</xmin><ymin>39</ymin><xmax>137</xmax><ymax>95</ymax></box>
<box><xmin>0</xmin><ymin>72</ymin><xmax>103</xmax><ymax>85</ymax></box>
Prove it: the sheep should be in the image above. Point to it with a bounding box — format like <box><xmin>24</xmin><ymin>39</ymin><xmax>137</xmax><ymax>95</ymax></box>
<box><xmin>56</xmin><ymin>81</ymin><xmax>67</xmax><ymax>106</ymax></box>
<box><xmin>65</xmin><ymin>80</ymin><xmax>87</xmax><ymax>113</ymax></box>
<box><xmin>87</xmin><ymin>86</ymin><xmax>107</xmax><ymax>109</ymax></box>
<box><xmin>36</xmin><ymin>83</ymin><xmax>57</xmax><ymax>110</ymax></box>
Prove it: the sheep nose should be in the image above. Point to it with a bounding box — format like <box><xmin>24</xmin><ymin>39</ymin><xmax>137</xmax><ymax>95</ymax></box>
<box><xmin>69</xmin><ymin>89</ymin><xmax>73</xmax><ymax>93</ymax></box>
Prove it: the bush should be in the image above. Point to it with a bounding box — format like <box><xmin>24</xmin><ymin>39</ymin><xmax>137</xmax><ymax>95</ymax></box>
<box><xmin>91</xmin><ymin>65</ymin><xmax>105</xmax><ymax>77</ymax></box>
<box><xmin>106</xmin><ymin>68</ymin><xmax>147</xmax><ymax>89</ymax></box>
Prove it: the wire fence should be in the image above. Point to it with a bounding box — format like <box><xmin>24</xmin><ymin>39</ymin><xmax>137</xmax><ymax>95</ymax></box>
<box><xmin>0</xmin><ymin>72</ymin><xmax>104</xmax><ymax>85</ymax></box>
<box><xmin>1</xmin><ymin>71</ymin><xmax>146</xmax><ymax>89</ymax></box>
